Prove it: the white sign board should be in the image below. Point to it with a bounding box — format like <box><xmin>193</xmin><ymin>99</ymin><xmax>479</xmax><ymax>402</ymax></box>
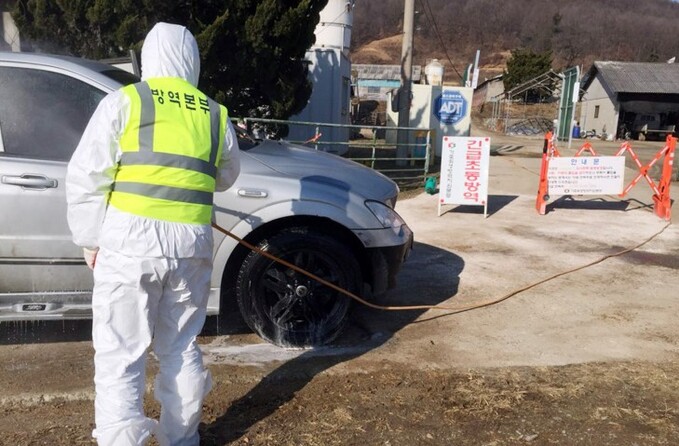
<box><xmin>439</xmin><ymin>136</ymin><xmax>491</xmax><ymax>216</ymax></box>
<box><xmin>548</xmin><ymin>156</ymin><xmax>626</xmax><ymax>195</ymax></box>
<box><xmin>471</xmin><ymin>68</ymin><xmax>480</xmax><ymax>89</ymax></box>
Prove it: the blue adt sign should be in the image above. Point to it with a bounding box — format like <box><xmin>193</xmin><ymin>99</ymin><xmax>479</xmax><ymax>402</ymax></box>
<box><xmin>435</xmin><ymin>90</ymin><xmax>467</xmax><ymax>124</ymax></box>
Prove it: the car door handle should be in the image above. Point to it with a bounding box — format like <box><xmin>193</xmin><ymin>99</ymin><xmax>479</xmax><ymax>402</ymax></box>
<box><xmin>1</xmin><ymin>174</ymin><xmax>58</xmax><ymax>190</ymax></box>
<box><xmin>237</xmin><ymin>188</ymin><xmax>268</xmax><ymax>198</ymax></box>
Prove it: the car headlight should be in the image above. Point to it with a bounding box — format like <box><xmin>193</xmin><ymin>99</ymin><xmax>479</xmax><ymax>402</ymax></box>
<box><xmin>365</xmin><ymin>200</ymin><xmax>405</xmax><ymax>229</ymax></box>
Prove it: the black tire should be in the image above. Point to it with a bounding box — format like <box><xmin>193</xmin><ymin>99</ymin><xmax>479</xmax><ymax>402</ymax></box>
<box><xmin>236</xmin><ymin>227</ymin><xmax>360</xmax><ymax>348</ymax></box>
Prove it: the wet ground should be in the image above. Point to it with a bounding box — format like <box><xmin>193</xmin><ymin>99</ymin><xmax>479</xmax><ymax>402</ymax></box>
<box><xmin>0</xmin><ymin>131</ymin><xmax>678</xmax><ymax>445</ymax></box>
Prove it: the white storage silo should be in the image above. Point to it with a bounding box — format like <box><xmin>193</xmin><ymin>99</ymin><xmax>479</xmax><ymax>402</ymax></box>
<box><xmin>314</xmin><ymin>0</ymin><xmax>353</xmax><ymax>55</ymax></box>
<box><xmin>425</xmin><ymin>59</ymin><xmax>444</xmax><ymax>86</ymax></box>
<box><xmin>288</xmin><ymin>0</ymin><xmax>354</xmax><ymax>154</ymax></box>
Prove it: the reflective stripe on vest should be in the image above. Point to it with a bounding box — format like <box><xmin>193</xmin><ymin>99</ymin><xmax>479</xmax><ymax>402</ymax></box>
<box><xmin>109</xmin><ymin>79</ymin><xmax>226</xmax><ymax>224</ymax></box>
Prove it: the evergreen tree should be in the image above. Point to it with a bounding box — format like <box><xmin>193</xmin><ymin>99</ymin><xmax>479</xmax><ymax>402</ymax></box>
<box><xmin>502</xmin><ymin>48</ymin><xmax>553</xmax><ymax>102</ymax></box>
<box><xmin>12</xmin><ymin>0</ymin><xmax>328</xmax><ymax>119</ymax></box>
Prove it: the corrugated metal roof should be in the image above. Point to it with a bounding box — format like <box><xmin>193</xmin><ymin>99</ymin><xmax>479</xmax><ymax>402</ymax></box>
<box><xmin>593</xmin><ymin>61</ymin><xmax>679</xmax><ymax>94</ymax></box>
<box><xmin>353</xmin><ymin>64</ymin><xmax>422</xmax><ymax>81</ymax></box>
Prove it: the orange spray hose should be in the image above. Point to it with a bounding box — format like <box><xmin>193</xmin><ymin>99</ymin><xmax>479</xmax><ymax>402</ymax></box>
<box><xmin>212</xmin><ymin>222</ymin><xmax>670</xmax><ymax>315</ymax></box>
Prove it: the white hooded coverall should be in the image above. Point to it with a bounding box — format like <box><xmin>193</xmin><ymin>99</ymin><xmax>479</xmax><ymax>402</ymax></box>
<box><xmin>66</xmin><ymin>23</ymin><xmax>240</xmax><ymax>446</ymax></box>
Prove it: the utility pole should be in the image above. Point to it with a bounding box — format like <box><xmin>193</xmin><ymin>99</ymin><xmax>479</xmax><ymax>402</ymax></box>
<box><xmin>396</xmin><ymin>0</ymin><xmax>415</xmax><ymax>166</ymax></box>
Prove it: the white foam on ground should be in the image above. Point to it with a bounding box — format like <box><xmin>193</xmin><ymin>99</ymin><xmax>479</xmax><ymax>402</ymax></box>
<box><xmin>202</xmin><ymin>338</ymin><xmax>378</xmax><ymax>366</ymax></box>
<box><xmin>204</xmin><ymin>343</ymin><xmax>307</xmax><ymax>366</ymax></box>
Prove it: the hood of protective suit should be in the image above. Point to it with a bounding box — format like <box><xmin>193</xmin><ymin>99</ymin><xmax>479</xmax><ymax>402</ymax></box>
<box><xmin>141</xmin><ymin>22</ymin><xmax>200</xmax><ymax>86</ymax></box>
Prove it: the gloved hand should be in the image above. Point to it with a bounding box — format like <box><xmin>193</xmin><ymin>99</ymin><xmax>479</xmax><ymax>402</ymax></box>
<box><xmin>83</xmin><ymin>247</ymin><xmax>99</xmax><ymax>270</ymax></box>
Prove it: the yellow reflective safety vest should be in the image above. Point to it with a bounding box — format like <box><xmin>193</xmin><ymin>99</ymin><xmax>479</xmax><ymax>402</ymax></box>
<box><xmin>109</xmin><ymin>78</ymin><xmax>228</xmax><ymax>225</ymax></box>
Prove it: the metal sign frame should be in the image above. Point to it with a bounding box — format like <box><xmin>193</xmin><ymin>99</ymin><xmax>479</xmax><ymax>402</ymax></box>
<box><xmin>557</xmin><ymin>66</ymin><xmax>580</xmax><ymax>145</ymax></box>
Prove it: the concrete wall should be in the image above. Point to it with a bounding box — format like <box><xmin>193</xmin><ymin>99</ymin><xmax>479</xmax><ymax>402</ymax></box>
<box><xmin>386</xmin><ymin>84</ymin><xmax>473</xmax><ymax>156</ymax></box>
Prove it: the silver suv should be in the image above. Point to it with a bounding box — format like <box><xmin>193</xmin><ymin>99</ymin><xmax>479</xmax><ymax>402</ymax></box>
<box><xmin>0</xmin><ymin>52</ymin><xmax>413</xmax><ymax>347</ymax></box>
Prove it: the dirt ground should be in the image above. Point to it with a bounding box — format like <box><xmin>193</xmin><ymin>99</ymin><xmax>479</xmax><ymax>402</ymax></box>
<box><xmin>0</xmin><ymin>131</ymin><xmax>678</xmax><ymax>445</ymax></box>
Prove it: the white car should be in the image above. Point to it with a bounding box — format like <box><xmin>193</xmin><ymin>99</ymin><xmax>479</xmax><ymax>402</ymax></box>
<box><xmin>0</xmin><ymin>52</ymin><xmax>413</xmax><ymax>347</ymax></box>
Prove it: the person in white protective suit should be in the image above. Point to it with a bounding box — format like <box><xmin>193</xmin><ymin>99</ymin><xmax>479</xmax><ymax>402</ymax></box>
<box><xmin>66</xmin><ymin>22</ymin><xmax>240</xmax><ymax>446</ymax></box>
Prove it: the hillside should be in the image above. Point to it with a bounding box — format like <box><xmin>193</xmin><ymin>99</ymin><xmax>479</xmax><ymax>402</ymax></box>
<box><xmin>352</xmin><ymin>34</ymin><xmax>510</xmax><ymax>85</ymax></box>
<box><xmin>350</xmin><ymin>0</ymin><xmax>679</xmax><ymax>84</ymax></box>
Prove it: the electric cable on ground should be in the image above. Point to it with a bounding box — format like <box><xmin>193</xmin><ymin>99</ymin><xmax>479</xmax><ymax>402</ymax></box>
<box><xmin>212</xmin><ymin>221</ymin><xmax>671</xmax><ymax>316</ymax></box>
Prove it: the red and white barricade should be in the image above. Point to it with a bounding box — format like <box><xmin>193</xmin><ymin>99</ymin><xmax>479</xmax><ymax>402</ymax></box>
<box><xmin>535</xmin><ymin>132</ymin><xmax>675</xmax><ymax>221</ymax></box>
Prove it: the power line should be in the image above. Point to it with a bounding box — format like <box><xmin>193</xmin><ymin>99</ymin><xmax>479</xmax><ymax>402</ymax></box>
<box><xmin>419</xmin><ymin>0</ymin><xmax>464</xmax><ymax>81</ymax></box>
<box><xmin>417</xmin><ymin>0</ymin><xmax>465</xmax><ymax>82</ymax></box>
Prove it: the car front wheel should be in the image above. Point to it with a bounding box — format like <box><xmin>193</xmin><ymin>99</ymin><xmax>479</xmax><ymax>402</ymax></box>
<box><xmin>236</xmin><ymin>227</ymin><xmax>359</xmax><ymax>348</ymax></box>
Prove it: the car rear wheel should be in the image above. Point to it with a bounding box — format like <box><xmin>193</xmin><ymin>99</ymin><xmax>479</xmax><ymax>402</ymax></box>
<box><xmin>236</xmin><ymin>227</ymin><xmax>359</xmax><ymax>348</ymax></box>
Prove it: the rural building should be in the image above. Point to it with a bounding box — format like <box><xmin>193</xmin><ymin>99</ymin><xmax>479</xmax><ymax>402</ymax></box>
<box><xmin>352</xmin><ymin>64</ymin><xmax>422</xmax><ymax>101</ymax></box>
<box><xmin>580</xmin><ymin>61</ymin><xmax>679</xmax><ymax>140</ymax></box>
<box><xmin>472</xmin><ymin>74</ymin><xmax>504</xmax><ymax>108</ymax></box>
